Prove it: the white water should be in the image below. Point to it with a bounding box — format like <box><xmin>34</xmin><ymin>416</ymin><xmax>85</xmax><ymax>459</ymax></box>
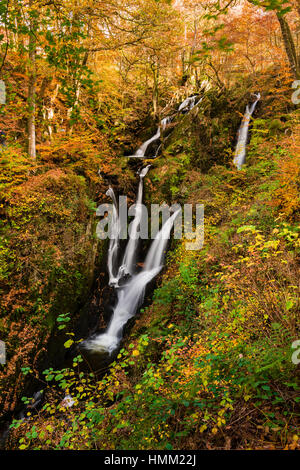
<box><xmin>84</xmin><ymin>172</ymin><xmax>180</xmax><ymax>354</ymax></box>
<box><xmin>133</xmin><ymin>127</ymin><xmax>161</xmax><ymax>158</ymax></box>
<box><xmin>153</xmin><ymin>117</ymin><xmax>174</xmax><ymax>157</ymax></box>
<box><xmin>131</xmin><ymin>116</ymin><xmax>174</xmax><ymax>159</ymax></box>
<box><xmin>161</xmin><ymin>116</ymin><xmax>172</xmax><ymax>130</ymax></box>
<box><xmin>144</xmin><ymin>210</ymin><xmax>180</xmax><ymax>271</ymax></box>
<box><xmin>129</xmin><ymin>94</ymin><xmax>203</xmax><ymax>159</ymax></box>
<box><xmin>233</xmin><ymin>93</ymin><xmax>261</xmax><ymax>170</ymax></box>
<box><xmin>139</xmin><ymin>164</ymin><xmax>152</xmax><ymax>178</ymax></box>
<box><xmin>85</xmin><ymin>267</ymin><xmax>161</xmax><ymax>353</ymax></box>
<box><xmin>154</xmin><ymin>95</ymin><xmax>202</xmax><ymax>157</ymax></box>
<box><xmin>178</xmin><ymin>95</ymin><xmax>202</xmax><ymax>113</ymax></box>
<box><xmin>106</xmin><ymin>187</ymin><xmax>120</xmax><ymax>287</ymax></box>
<box><xmin>84</xmin><ymin>92</ymin><xmax>204</xmax><ymax>353</ymax></box>
<box><xmin>119</xmin><ymin>165</ymin><xmax>150</xmax><ymax>276</ymax></box>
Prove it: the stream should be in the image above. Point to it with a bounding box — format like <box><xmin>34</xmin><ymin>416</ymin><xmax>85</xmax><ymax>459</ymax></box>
<box><xmin>81</xmin><ymin>93</ymin><xmax>206</xmax><ymax>353</ymax></box>
<box><xmin>0</xmin><ymin>90</ymin><xmax>260</xmax><ymax>447</ymax></box>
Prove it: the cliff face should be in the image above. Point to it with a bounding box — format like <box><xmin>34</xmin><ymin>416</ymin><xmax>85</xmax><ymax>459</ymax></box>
<box><xmin>0</xmin><ymin>167</ymin><xmax>103</xmax><ymax>417</ymax></box>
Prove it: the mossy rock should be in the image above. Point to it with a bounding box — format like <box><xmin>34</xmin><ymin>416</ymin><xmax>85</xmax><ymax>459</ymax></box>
<box><xmin>268</xmin><ymin>118</ymin><xmax>284</xmax><ymax>135</ymax></box>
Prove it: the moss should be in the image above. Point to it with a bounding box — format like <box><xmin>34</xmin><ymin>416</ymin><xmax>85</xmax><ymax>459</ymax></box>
<box><xmin>0</xmin><ymin>167</ymin><xmax>105</xmax><ymax>416</ymax></box>
<box><xmin>145</xmin><ymin>86</ymin><xmax>259</xmax><ymax>204</ymax></box>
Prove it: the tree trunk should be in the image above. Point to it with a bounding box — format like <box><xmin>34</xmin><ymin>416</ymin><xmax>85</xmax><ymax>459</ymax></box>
<box><xmin>151</xmin><ymin>62</ymin><xmax>159</xmax><ymax>117</ymax></box>
<box><xmin>68</xmin><ymin>51</ymin><xmax>89</xmax><ymax>134</ymax></box>
<box><xmin>28</xmin><ymin>2</ymin><xmax>37</xmax><ymax>160</ymax></box>
<box><xmin>277</xmin><ymin>14</ymin><xmax>299</xmax><ymax>78</ymax></box>
<box><xmin>208</xmin><ymin>61</ymin><xmax>225</xmax><ymax>90</ymax></box>
<box><xmin>152</xmin><ymin>84</ymin><xmax>158</xmax><ymax>116</ymax></box>
<box><xmin>296</xmin><ymin>0</ymin><xmax>300</xmax><ymax>18</ymax></box>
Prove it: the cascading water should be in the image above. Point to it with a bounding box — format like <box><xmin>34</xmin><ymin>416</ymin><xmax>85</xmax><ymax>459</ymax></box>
<box><xmin>130</xmin><ymin>94</ymin><xmax>202</xmax><ymax>159</ymax></box>
<box><xmin>131</xmin><ymin>117</ymin><xmax>173</xmax><ymax>159</ymax></box>
<box><xmin>84</xmin><ymin>94</ymin><xmax>204</xmax><ymax>352</ymax></box>
<box><xmin>144</xmin><ymin>211</ymin><xmax>180</xmax><ymax>271</ymax></box>
<box><xmin>133</xmin><ymin>127</ymin><xmax>161</xmax><ymax>158</ymax></box>
<box><xmin>119</xmin><ymin>165</ymin><xmax>151</xmax><ymax>277</ymax></box>
<box><xmin>84</xmin><ymin>168</ymin><xmax>180</xmax><ymax>354</ymax></box>
<box><xmin>178</xmin><ymin>95</ymin><xmax>202</xmax><ymax>113</ymax></box>
<box><xmin>154</xmin><ymin>116</ymin><xmax>174</xmax><ymax>158</ymax></box>
<box><xmin>84</xmin><ymin>267</ymin><xmax>161</xmax><ymax>354</ymax></box>
<box><xmin>233</xmin><ymin>93</ymin><xmax>261</xmax><ymax>170</ymax></box>
<box><xmin>161</xmin><ymin>116</ymin><xmax>173</xmax><ymax>130</ymax></box>
<box><xmin>106</xmin><ymin>187</ymin><xmax>120</xmax><ymax>287</ymax></box>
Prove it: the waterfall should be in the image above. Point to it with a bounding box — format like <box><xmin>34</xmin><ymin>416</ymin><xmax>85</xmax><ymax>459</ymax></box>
<box><xmin>161</xmin><ymin>116</ymin><xmax>172</xmax><ymax>130</ymax></box>
<box><xmin>84</xmin><ymin>172</ymin><xmax>180</xmax><ymax>354</ymax></box>
<box><xmin>85</xmin><ymin>267</ymin><xmax>161</xmax><ymax>354</ymax></box>
<box><xmin>131</xmin><ymin>117</ymin><xmax>173</xmax><ymax>159</ymax></box>
<box><xmin>178</xmin><ymin>95</ymin><xmax>202</xmax><ymax>113</ymax></box>
<box><xmin>133</xmin><ymin>127</ymin><xmax>161</xmax><ymax>158</ymax></box>
<box><xmin>233</xmin><ymin>93</ymin><xmax>261</xmax><ymax>170</ymax></box>
<box><xmin>119</xmin><ymin>165</ymin><xmax>151</xmax><ymax>276</ymax></box>
<box><xmin>129</xmin><ymin>94</ymin><xmax>202</xmax><ymax>159</ymax></box>
<box><xmin>106</xmin><ymin>187</ymin><xmax>120</xmax><ymax>287</ymax></box>
<box><xmin>144</xmin><ymin>210</ymin><xmax>180</xmax><ymax>271</ymax></box>
<box><xmin>154</xmin><ymin>116</ymin><xmax>174</xmax><ymax>157</ymax></box>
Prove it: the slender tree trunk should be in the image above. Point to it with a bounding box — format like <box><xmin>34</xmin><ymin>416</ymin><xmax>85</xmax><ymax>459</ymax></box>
<box><xmin>68</xmin><ymin>51</ymin><xmax>89</xmax><ymax>134</ymax></box>
<box><xmin>296</xmin><ymin>0</ymin><xmax>300</xmax><ymax>18</ymax></box>
<box><xmin>28</xmin><ymin>2</ymin><xmax>37</xmax><ymax>160</ymax></box>
<box><xmin>181</xmin><ymin>50</ymin><xmax>187</xmax><ymax>85</ymax></box>
<box><xmin>152</xmin><ymin>83</ymin><xmax>158</xmax><ymax>116</ymax></box>
<box><xmin>277</xmin><ymin>14</ymin><xmax>299</xmax><ymax>78</ymax></box>
<box><xmin>151</xmin><ymin>62</ymin><xmax>159</xmax><ymax>117</ymax></box>
<box><xmin>208</xmin><ymin>61</ymin><xmax>225</xmax><ymax>90</ymax></box>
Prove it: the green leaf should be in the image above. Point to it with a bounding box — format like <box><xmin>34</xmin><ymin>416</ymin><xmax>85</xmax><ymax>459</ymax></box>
<box><xmin>237</xmin><ymin>225</ymin><xmax>256</xmax><ymax>234</ymax></box>
<box><xmin>64</xmin><ymin>339</ymin><xmax>74</xmax><ymax>349</ymax></box>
